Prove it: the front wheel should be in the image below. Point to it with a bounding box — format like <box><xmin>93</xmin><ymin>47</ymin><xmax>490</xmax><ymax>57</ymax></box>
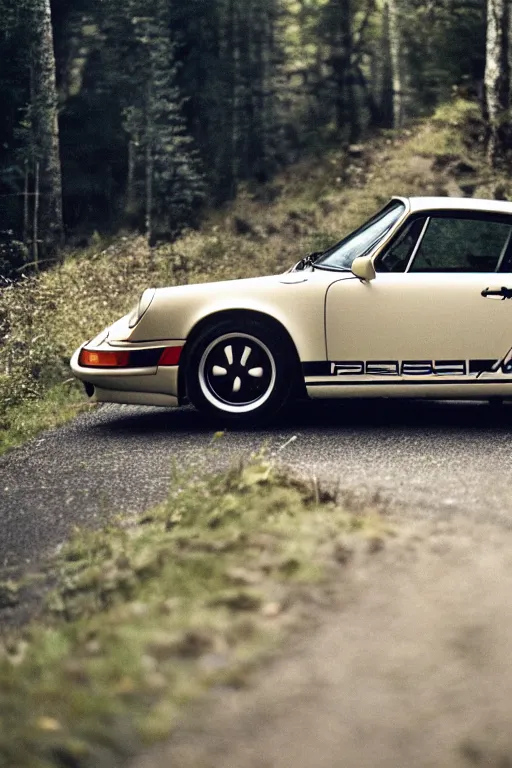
<box><xmin>186</xmin><ymin>319</ymin><xmax>297</xmax><ymax>425</ymax></box>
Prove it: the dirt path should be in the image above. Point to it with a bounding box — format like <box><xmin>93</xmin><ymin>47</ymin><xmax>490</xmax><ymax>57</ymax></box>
<box><xmin>132</xmin><ymin>515</ymin><xmax>512</xmax><ymax>768</ymax></box>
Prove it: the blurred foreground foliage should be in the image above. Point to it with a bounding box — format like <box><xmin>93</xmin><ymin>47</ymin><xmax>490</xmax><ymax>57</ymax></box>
<box><xmin>0</xmin><ymin>456</ymin><xmax>388</xmax><ymax>767</ymax></box>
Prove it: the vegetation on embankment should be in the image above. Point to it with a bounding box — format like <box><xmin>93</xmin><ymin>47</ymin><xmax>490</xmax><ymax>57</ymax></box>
<box><xmin>0</xmin><ymin>98</ymin><xmax>505</xmax><ymax>455</ymax></box>
<box><xmin>0</xmin><ymin>456</ymin><xmax>388</xmax><ymax>768</ymax></box>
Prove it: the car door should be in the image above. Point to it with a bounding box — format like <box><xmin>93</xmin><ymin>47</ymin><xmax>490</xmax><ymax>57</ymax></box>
<box><xmin>324</xmin><ymin>212</ymin><xmax>512</xmax><ymax>384</ymax></box>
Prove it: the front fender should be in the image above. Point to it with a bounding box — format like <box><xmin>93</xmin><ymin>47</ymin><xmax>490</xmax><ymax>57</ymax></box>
<box><xmin>128</xmin><ymin>273</ymin><xmax>333</xmax><ymax>363</ymax></box>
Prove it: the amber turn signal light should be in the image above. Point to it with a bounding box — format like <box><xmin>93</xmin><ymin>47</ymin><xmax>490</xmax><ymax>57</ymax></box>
<box><xmin>79</xmin><ymin>349</ymin><xmax>130</xmax><ymax>368</ymax></box>
<box><xmin>158</xmin><ymin>346</ymin><xmax>183</xmax><ymax>366</ymax></box>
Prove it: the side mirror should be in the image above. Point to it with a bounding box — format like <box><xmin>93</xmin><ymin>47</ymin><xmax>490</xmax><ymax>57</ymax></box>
<box><xmin>351</xmin><ymin>255</ymin><xmax>376</xmax><ymax>282</ymax></box>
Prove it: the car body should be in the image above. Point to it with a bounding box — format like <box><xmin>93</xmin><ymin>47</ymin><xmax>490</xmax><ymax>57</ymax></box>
<box><xmin>71</xmin><ymin>196</ymin><xmax>512</xmax><ymax>423</ymax></box>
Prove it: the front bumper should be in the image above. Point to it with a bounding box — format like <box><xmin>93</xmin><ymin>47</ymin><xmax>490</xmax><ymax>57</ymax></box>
<box><xmin>70</xmin><ymin>337</ymin><xmax>185</xmax><ymax>408</ymax></box>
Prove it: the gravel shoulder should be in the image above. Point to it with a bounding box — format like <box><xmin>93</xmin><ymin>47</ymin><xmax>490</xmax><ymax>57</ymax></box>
<box><xmin>132</xmin><ymin>514</ymin><xmax>512</xmax><ymax>768</ymax></box>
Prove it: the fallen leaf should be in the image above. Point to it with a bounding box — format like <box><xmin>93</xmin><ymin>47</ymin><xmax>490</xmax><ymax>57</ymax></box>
<box><xmin>37</xmin><ymin>717</ymin><xmax>61</xmax><ymax>732</ymax></box>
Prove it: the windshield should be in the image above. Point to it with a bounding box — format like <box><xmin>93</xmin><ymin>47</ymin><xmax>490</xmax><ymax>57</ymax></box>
<box><xmin>314</xmin><ymin>200</ymin><xmax>406</xmax><ymax>271</ymax></box>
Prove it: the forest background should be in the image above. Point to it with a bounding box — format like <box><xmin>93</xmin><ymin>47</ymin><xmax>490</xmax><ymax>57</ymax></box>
<box><xmin>0</xmin><ymin>0</ymin><xmax>509</xmax><ymax>280</ymax></box>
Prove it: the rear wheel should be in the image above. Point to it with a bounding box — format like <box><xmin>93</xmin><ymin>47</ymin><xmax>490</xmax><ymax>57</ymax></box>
<box><xmin>186</xmin><ymin>318</ymin><xmax>298</xmax><ymax>425</ymax></box>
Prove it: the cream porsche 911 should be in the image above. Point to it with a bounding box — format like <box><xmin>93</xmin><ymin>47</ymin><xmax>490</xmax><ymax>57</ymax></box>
<box><xmin>71</xmin><ymin>196</ymin><xmax>512</xmax><ymax>424</ymax></box>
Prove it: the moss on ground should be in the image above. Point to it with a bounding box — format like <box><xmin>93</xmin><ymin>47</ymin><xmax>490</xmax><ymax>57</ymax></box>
<box><xmin>0</xmin><ymin>458</ymin><xmax>389</xmax><ymax>768</ymax></box>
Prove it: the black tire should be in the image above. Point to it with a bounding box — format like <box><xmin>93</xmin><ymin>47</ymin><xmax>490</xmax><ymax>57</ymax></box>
<box><xmin>185</xmin><ymin>317</ymin><xmax>298</xmax><ymax>425</ymax></box>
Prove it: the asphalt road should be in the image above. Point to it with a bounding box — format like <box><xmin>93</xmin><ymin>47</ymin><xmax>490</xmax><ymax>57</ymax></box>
<box><xmin>1</xmin><ymin>397</ymin><xmax>512</xmax><ymax>574</ymax></box>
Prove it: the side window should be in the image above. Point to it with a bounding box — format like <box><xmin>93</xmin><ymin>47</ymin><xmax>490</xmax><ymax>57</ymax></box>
<box><xmin>377</xmin><ymin>217</ymin><xmax>426</xmax><ymax>272</ymax></box>
<box><xmin>409</xmin><ymin>216</ymin><xmax>512</xmax><ymax>273</ymax></box>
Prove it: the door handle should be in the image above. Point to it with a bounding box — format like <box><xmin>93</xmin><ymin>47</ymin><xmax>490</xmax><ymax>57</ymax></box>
<box><xmin>481</xmin><ymin>286</ymin><xmax>512</xmax><ymax>300</ymax></box>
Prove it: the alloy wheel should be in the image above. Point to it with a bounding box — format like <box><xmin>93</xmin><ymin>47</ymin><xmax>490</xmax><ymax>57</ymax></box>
<box><xmin>198</xmin><ymin>332</ymin><xmax>277</xmax><ymax>413</ymax></box>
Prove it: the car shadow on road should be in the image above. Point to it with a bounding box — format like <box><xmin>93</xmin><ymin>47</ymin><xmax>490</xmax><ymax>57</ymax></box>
<box><xmin>90</xmin><ymin>398</ymin><xmax>512</xmax><ymax>437</ymax></box>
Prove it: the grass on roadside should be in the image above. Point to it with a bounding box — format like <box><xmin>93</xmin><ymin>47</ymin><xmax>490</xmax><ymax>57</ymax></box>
<box><xmin>0</xmin><ymin>456</ymin><xmax>389</xmax><ymax>768</ymax></box>
<box><xmin>0</xmin><ymin>381</ymin><xmax>92</xmax><ymax>456</ymax></box>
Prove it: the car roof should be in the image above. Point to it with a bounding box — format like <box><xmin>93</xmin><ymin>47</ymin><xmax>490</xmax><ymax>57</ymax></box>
<box><xmin>397</xmin><ymin>196</ymin><xmax>512</xmax><ymax>216</ymax></box>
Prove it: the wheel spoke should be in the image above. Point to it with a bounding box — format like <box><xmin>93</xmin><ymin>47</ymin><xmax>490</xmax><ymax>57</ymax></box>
<box><xmin>248</xmin><ymin>367</ymin><xmax>264</xmax><ymax>378</ymax></box>
<box><xmin>212</xmin><ymin>365</ymin><xmax>227</xmax><ymax>376</ymax></box>
<box><xmin>240</xmin><ymin>345</ymin><xmax>252</xmax><ymax>367</ymax></box>
<box><xmin>232</xmin><ymin>376</ymin><xmax>242</xmax><ymax>393</ymax></box>
<box><xmin>224</xmin><ymin>345</ymin><xmax>233</xmax><ymax>365</ymax></box>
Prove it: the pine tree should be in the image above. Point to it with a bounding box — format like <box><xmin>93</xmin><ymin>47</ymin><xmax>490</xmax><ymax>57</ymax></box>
<box><xmin>325</xmin><ymin>0</ymin><xmax>355</xmax><ymax>136</ymax></box>
<box><xmin>237</xmin><ymin>0</ymin><xmax>283</xmax><ymax>182</ymax></box>
<box><xmin>144</xmin><ymin>0</ymin><xmax>205</xmax><ymax>241</ymax></box>
<box><xmin>108</xmin><ymin>0</ymin><xmax>205</xmax><ymax>242</ymax></box>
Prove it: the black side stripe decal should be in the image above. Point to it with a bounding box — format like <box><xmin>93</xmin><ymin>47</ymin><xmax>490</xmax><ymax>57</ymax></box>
<box><xmin>303</xmin><ymin>359</ymin><xmax>512</xmax><ymax>380</ymax></box>
<box><xmin>469</xmin><ymin>360</ymin><xmax>497</xmax><ymax>374</ymax></box>
<box><xmin>307</xmin><ymin>379</ymin><xmax>512</xmax><ymax>387</ymax></box>
<box><xmin>303</xmin><ymin>362</ymin><xmax>331</xmax><ymax>377</ymax></box>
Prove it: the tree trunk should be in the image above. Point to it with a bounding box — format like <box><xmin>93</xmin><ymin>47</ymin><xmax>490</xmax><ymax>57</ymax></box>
<box><xmin>331</xmin><ymin>0</ymin><xmax>353</xmax><ymax>135</ymax></box>
<box><xmin>23</xmin><ymin>159</ymin><xmax>30</xmax><ymax>245</ymax></box>
<box><xmin>245</xmin><ymin>0</ymin><xmax>268</xmax><ymax>182</ymax></box>
<box><xmin>33</xmin><ymin>161</ymin><xmax>40</xmax><ymax>271</ymax></box>
<box><xmin>379</xmin><ymin>2</ymin><xmax>394</xmax><ymax>128</ymax></box>
<box><xmin>31</xmin><ymin>0</ymin><xmax>64</xmax><ymax>260</ymax></box>
<box><xmin>387</xmin><ymin>0</ymin><xmax>403</xmax><ymax>129</ymax></box>
<box><xmin>485</xmin><ymin>0</ymin><xmax>510</xmax><ymax>165</ymax></box>
<box><xmin>145</xmin><ymin>143</ymin><xmax>153</xmax><ymax>248</ymax></box>
<box><xmin>145</xmin><ymin>80</ymin><xmax>154</xmax><ymax>247</ymax></box>
<box><xmin>217</xmin><ymin>0</ymin><xmax>241</xmax><ymax>199</ymax></box>
<box><xmin>261</xmin><ymin>0</ymin><xmax>276</xmax><ymax>178</ymax></box>
<box><xmin>355</xmin><ymin>63</ymin><xmax>381</xmax><ymax>126</ymax></box>
<box><xmin>230</xmin><ymin>0</ymin><xmax>241</xmax><ymax>196</ymax></box>
<box><xmin>125</xmin><ymin>138</ymin><xmax>137</xmax><ymax>220</ymax></box>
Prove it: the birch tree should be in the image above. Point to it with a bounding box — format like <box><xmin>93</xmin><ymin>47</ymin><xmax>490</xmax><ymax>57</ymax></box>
<box><xmin>484</xmin><ymin>0</ymin><xmax>510</xmax><ymax>165</ymax></box>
